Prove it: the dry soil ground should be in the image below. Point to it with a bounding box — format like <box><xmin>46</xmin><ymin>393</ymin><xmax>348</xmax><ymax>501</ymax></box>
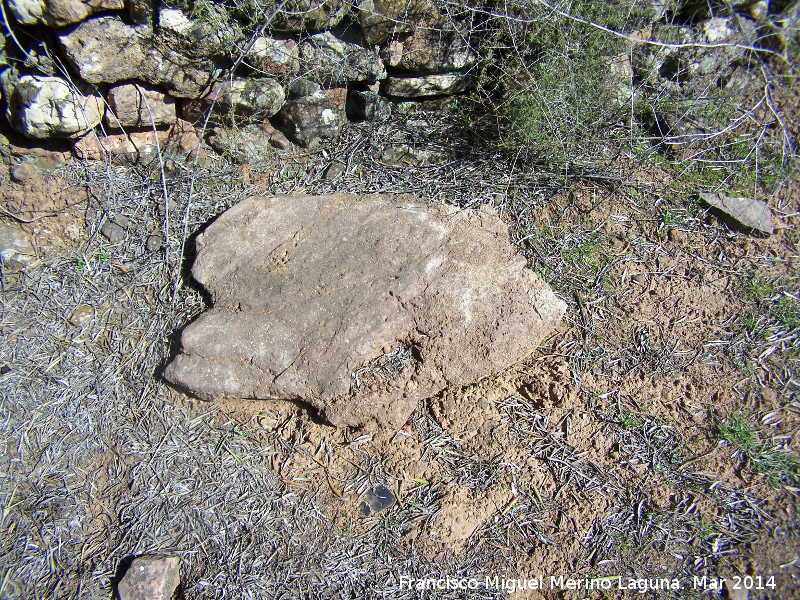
<box><xmin>1</xmin><ymin>114</ymin><xmax>798</xmax><ymax>599</ymax></box>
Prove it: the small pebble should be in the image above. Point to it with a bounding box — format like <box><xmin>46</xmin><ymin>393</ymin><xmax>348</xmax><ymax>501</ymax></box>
<box><xmin>269</xmin><ymin>130</ymin><xmax>291</xmax><ymax>150</ymax></box>
<box><xmin>9</xmin><ymin>162</ymin><xmax>38</xmax><ymax>183</ymax></box>
<box><xmin>146</xmin><ymin>234</ymin><xmax>163</xmax><ymax>253</ymax></box>
<box><xmin>323</xmin><ymin>162</ymin><xmax>345</xmax><ymax>180</ymax></box>
<box><xmin>70</xmin><ymin>305</ymin><xmax>93</xmax><ymax>327</ymax></box>
<box><xmin>360</xmin><ymin>484</ymin><xmax>395</xmax><ymax>516</ymax></box>
<box><xmin>101</xmin><ymin>220</ymin><xmax>126</xmax><ymax>244</ymax></box>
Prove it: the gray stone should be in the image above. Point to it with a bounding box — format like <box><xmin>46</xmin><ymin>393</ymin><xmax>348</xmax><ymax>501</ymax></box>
<box><xmin>360</xmin><ymin>484</ymin><xmax>395</xmax><ymax>515</ymax></box>
<box><xmin>246</xmin><ymin>37</ymin><xmax>299</xmax><ymax>75</ymax></box>
<box><xmin>106</xmin><ymin>84</ymin><xmax>176</xmax><ymax>129</ymax></box>
<box><xmin>270</xmin><ymin>0</ymin><xmax>349</xmax><ymax>31</ymax></box>
<box><xmin>323</xmin><ymin>161</ymin><xmax>345</xmax><ymax>179</ymax></box>
<box><xmin>7</xmin><ymin>0</ymin><xmax>124</xmax><ymax>26</ymax></box>
<box><xmin>300</xmin><ymin>31</ymin><xmax>386</xmax><ymax>86</ymax></box>
<box><xmin>57</xmin><ymin>10</ymin><xmax>239</xmax><ymax>98</ymax></box>
<box><xmin>287</xmin><ymin>78</ymin><xmax>321</xmax><ymax>99</ymax></box>
<box><xmin>100</xmin><ymin>219</ymin><xmax>126</xmax><ymax>243</ymax></box>
<box><xmin>146</xmin><ymin>234</ymin><xmax>163</xmax><ymax>252</ymax></box>
<box><xmin>382</xmin><ymin>73</ymin><xmax>474</xmax><ymax>98</ymax></box>
<box><xmin>357</xmin><ymin>0</ymin><xmax>442</xmax><ymax>45</ymax></box>
<box><xmin>380</xmin><ymin>30</ymin><xmax>478</xmax><ymax>74</ymax></box>
<box><xmin>163</xmin><ymin>194</ymin><xmax>566</xmax><ymax>429</ymax></box>
<box><xmin>117</xmin><ymin>555</ymin><xmax>180</xmax><ymax>600</ymax></box>
<box><xmin>207</xmin><ymin>126</ymin><xmax>275</xmax><ymax>163</ymax></box>
<box><xmin>1</xmin><ymin>72</ymin><xmax>104</xmax><ymax>138</ymax></box>
<box><xmin>700</xmin><ymin>192</ymin><xmax>773</xmax><ymax>235</ymax></box>
<box><xmin>277</xmin><ymin>88</ymin><xmax>347</xmax><ymax>148</ymax></box>
<box><xmin>348</xmin><ymin>90</ymin><xmax>391</xmax><ymax>121</ymax></box>
<box><xmin>0</xmin><ymin>224</ymin><xmax>35</xmax><ymax>267</ymax></box>
<box><xmin>181</xmin><ymin>78</ymin><xmax>285</xmax><ymax>122</ymax></box>
<box><xmin>381</xmin><ymin>143</ymin><xmax>447</xmax><ymax>165</ymax></box>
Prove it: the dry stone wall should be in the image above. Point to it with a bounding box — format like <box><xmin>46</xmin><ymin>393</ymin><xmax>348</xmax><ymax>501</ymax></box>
<box><xmin>0</xmin><ymin>0</ymin><xmax>482</xmax><ymax>153</ymax></box>
<box><xmin>0</xmin><ymin>0</ymin><xmax>797</xmax><ymax>155</ymax></box>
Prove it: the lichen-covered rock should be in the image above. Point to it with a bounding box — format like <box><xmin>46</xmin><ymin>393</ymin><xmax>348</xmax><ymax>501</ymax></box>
<box><xmin>181</xmin><ymin>78</ymin><xmax>285</xmax><ymax>122</ymax></box>
<box><xmin>357</xmin><ymin>0</ymin><xmax>442</xmax><ymax>45</ymax></box>
<box><xmin>300</xmin><ymin>31</ymin><xmax>386</xmax><ymax>86</ymax></box>
<box><xmin>699</xmin><ymin>192</ymin><xmax>773</xmax><ymax>235</ymax></box>
<box><xmin>1</xmin><ymin>71</ymin><xmax>103</xmax><ymax>138</ymax></box>
<box><xmin>270</xmin><ymin>0</ymin><xmax>349</xmax><ymax>31</ymax></box>
<box><xmin>382</xmin><ymin>73</ymin><xmax>474</xmax><ymax>97</ymax></box>
<box><xmin>106</xmin><ymin>83</ymin><xmax>176</xmax><ymax>129</ymax></box>
<box><xmin>245</xmin><ymin>37</ymin><xmax>300</xmax><ymax>75</ymax></box>
<box><xmin>381</xmin><ymin>29</ymin><xmax>478</xmax><ymax>74</ymax></box>
<box><xmin>163</xmin><ymin>194</ymin><xmax>566</xmax><ymax>429</ymax></box>
<box><xmin>57</xmin><ymin>10</ymin><xmax>237</xmax><ymax>98</ymax></box>
<box><xmin>7</xmin><ymin>0</ymin><xmax>124</xmax><ymax>26</ymax></box>
<box><xmin>277</xmin><ymin>87</ymin><xmax>347</xmax><ymax>147</ymax></box>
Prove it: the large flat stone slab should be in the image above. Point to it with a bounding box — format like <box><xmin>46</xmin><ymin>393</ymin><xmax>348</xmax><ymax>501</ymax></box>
<box><xmin>164</xmin><ymin>194</ymin><xmax>565</xmax><ymax>428</ymax></box>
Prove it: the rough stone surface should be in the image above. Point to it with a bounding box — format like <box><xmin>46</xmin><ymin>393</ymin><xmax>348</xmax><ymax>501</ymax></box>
<box><xmin>116</xmin><ymin>555</ymin><xmax>180</xmax><ymax>600</ymax></box>
<box><xmin>277</xmin><ymin>88</ymin><xmax>347</xmax><ymax>147</ymax></box>
<box><xmin>7</xmin><ymin>0</ymin><xmax>124</xmax><ymax>26</ymax></box>
<box><xmin>271</xmin><ymin>0</ymin><xmax>349</xmax><ymax>31</ymax></box>
<box><xmin>73</xmin><ymin>120</ymin><xmax>198</xmax><ymax>161</ymax></box>
<box><xmin>181</xmin><ymin>78</ymin><xmax>285</xmax><ymax>122</ymax></box>
<box><xmin>246</xmin><ymin>37</ymin><xmax>300</xmax><ymax>75</ymax></box>
<box><xmin>0</xmin><ymin>224</ymin><xmax>35</xmax><ymax>267</ymax></box>
<box><xmin>381</xmin><ymin>30</ymin><xmax>478</xmax><ymax>74</ymax></box>
<box><xmin>382</xmin><ymin>73</ymin><xmax>474</xmax><ymax>97</ymax></box>
<box><xmin>164</xmin><ymin>194</ymin><xmax>566</xmax><ymax>429</ymax></box>
<box><xmin>1</xmin><ymin>72</ymin><xmax>104</xmax><ymax>139</ymax></box>
<box><xmin>106</xmin><ymin>84</ymin><xmax>176</xmax><ymax>129</ymax></box>
<box><xmin>348</xmin><ymin>90</ymin><xmax>391</xmax><ymax>121</ymax></box>
<box><xmin>57</xmin><ymin>11</ymin><xmax>237</xmax><ymax>97</ymax></box>
<box><xmin>300</xmin><ymin>31</ymin><xmax>386</xmax><ymax>86</ymax></box>
<box><xmin>357</xmin><ymin>0</ymin><xmax>441</xmax><ymax>45</ymax></box>
<box><xmin>9</xmin><ymin>161</ymin><xmax>38</xmax><ymax>182</ymax></box>
<box><xmin>700</xmin><ymin>192</ymin><xmax>773</xmax><ymax>235</ymax></box>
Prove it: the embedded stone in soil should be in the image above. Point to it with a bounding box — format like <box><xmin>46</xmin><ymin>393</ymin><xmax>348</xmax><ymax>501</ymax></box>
<box><xmin>164</xmin><ymin>193</ymin><xmax>566</xmax><ymax>428</ymax></box>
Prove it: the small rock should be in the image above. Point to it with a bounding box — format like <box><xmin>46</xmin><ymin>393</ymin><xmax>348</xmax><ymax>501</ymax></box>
<box><xmin>0</xmin><ymin>224</ymin><xmax>35</xmax><ymax>267</ymax></box>
<box><xmin>269</xmin><ymin>130</ymin><xmax>292</xmax><ymax>150</ymax></box>
<box><xmin>699</xmin><ymin>192</ymin><xmax>773</xmax><ymax>235</ymax></box>
<box><xmin>101</xmin><ymin>220</ymin><xmax>126</xmax><ymax>244</ymax></box>
<box><xmin>300</xmin><ymin>31</ymin><xmax>386</xmax><ymax>87</ymax></box>
<box><xmin>181</xmin><ymin>78</ymin><xmax>285</xmax><ymax>123</ymax></box>
<box><xmin>360</xmin><ymin>484</ymin><xmax>395</xmax><ymax>516</ymax></box>
<box><xmin>631</xmin><ymin>273</ymin><xmax>646</xmax><ymax>285</ymax></box>
<box><xmin>323</xmin><ymin>162</ymin><xmax>345</xmax><ymax>180</ymax></box>
<box><xmin>277</xmin><ymin>88</ymin><xmax>347</xmax><ymax>148</ymax></box>
<box><xmin>116</xmin><ymin>555</ymin><xmax>180</xmax><ymax>600</ymax></box>
<box><xmin>246</xmin><ymin>36</ymin><xmax>299</xmax><ymax>75</ymax></box>
<box><xmin>1</xmin><ymin>72</ymin><xmax>104</xmax><ymax>139</ymax></box>
<box><xmin>146</xmin><ymin>234</ymin><xmax>163</xmax><ymax>253</ymax></box>
<box><xmin>724</xmin><ymin>580</ymin><xmax>748</xmax><ymax>600</ymax></box>
<box><xmin>69</xmin><ymin>305</ymin><xmax>93</xmax><ymax>327</ymax></box>
<box><xmin>9</xmin><ymin>162</ymin><xmax>38</xmax><ymax>182</ymax></box>
<box><xmin>106</xmin><ymin>84</ymin><xmax>176</xmax><ymax>129</ymax></box>
<box><xmin>668</xmin><ymin>228</ymin><xmax>686</xmax><ymax>243</ymax></box>
<box><xmin>287</xmin><ymin>78</ymin><xmax>321</xmax><ymax>99</ymax></box>
<box><xmin>7</xmin><ymin>0</ymin><xmax>123</xmax><ymax>26</ymax></box>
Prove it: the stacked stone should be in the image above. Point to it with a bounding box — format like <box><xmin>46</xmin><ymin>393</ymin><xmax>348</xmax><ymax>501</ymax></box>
<box><xmin>0</xmin><ymin>0</ymin><xmax>481</xmax><ymax>152</ymax></box>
